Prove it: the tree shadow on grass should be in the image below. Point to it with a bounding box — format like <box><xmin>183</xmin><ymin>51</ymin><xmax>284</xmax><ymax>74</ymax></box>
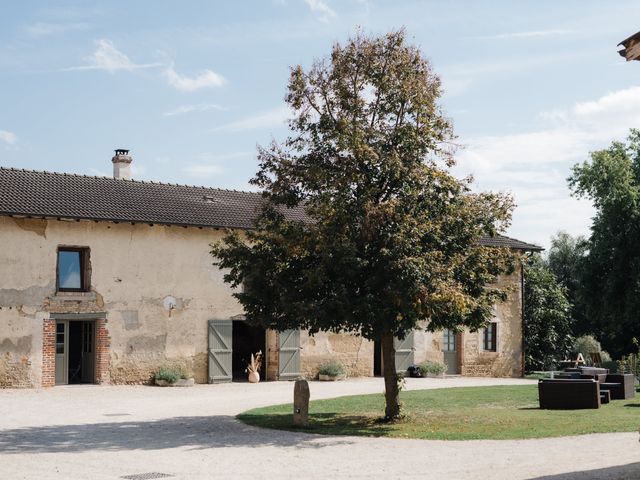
<box><xmin>623</xmin><ymin>403</ymin><xmax>640</xmax><ymax>407</ymax></box>
<box><xmin>0</xmin><ymin>415</ymin><xmax>356</xmax><ymax>455</ymax></box>
<box><xmin>529</xmin><ymin>462</ymin><xmax>640</xmax><ymax>479</ymax></box>
<box><xmin>238</xmin><ymin>412</ymin><xmax>395</xmax><ymax>438</ymax></box>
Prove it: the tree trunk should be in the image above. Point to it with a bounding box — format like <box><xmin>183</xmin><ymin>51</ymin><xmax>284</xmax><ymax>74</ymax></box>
<box><xmin>381</xmin><ymin>331</ymin><xmax>400</xmax><ymax>419</ymax></box>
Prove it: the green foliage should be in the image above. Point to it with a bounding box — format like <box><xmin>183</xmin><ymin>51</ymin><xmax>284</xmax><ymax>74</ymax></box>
<box><xmin>568</xmin><ymin>129</ymin><xmax>640</xmax><ymax>358</ymax></box>
<box><xmin>617</xmin><ymin>338</ymin><xmax>640</xmax><ymax>378</ymax></box>
<box><xmin>154</xmin><ymin>366</ymin><xmax>182</xmax><ymax>384</ymax></box>
<box><xmin>523</xmin><ymin>256</ymin><xmax>573</xmax><ymax>371</ymax></box>
<box><xmin>573</xmin><ymin>334</ymin><xmax>602</xmax><ymax>355</ymax></box>
<box><xmin>318</xmin><ymin>360</ymin><xmax>346</xmax><ymax>377</ymax></box>
<box><xmin>418</xmin><ymin>360</ymin><xmax>446</xmax><ymax>376</ymax></box>
<box><xmin>212</xmin><ymin>30</ymin><xmax>515</xmax><ymax>418</ymax></box>
<box><xmin>546</xmin><ymin>231</ymin><xmax>588</xmax><ymax>332</ymax></box>
<box><xmin>571</xmin><ymin>335</ymin><xmax>611</xmax><ymax>365</ymax></box>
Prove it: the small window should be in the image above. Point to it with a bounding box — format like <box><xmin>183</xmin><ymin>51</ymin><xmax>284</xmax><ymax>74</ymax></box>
<box><xmin>483</xmin><ymin>322</ymin><xmax>497</xmax><ymax>352</ymax></box>
<box><xmin>57</xmin><ymin>247</ymin><xmax>90</xmax><ymax>292</ymax></box>
<box><xmin>443</xmin><ymin>329</ymin><xmax>456</xmax><ymax>352</ymax></box>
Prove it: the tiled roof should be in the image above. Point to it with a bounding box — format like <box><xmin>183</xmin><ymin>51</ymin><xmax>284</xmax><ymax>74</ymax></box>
<box><xmin>478</xmin><ymin>234</ymin><xmax>543</xmax><ymax>251</ymax></box>
<box><xmin>0</xmin><ymin>167</ymin><xmax>542</xmax><ymax>251</ymax></box>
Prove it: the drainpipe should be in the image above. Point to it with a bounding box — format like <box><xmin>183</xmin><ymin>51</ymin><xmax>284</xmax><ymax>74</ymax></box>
<box><xmin>521</xmin><ymin>258</ymin><xmax>526</xmax><ymax>377</ymax></box>
<box><xmin>520</xmin><ymin>252</ymin><xmax>534</xmax><ymax>377</ymax></box>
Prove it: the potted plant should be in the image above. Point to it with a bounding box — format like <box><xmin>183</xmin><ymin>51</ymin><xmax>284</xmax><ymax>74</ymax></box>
<box><xmin>419</xmin><ymin>360</ymin><xmax>446</xmax><ymax>378</ymax></box>
<box><xmin>153</xmin><ymin>366</ymin><xmax>195</xmax><ymax>387</ymax></box>
<box><xmin>318</xmin><ymin>360</ymin><xmax>347</xmax><ymax>381</ymax></box>
<box><xmin>246</xmin><ymin>350</ymin><xmax>263</xmax><ymax>383</ymax></box>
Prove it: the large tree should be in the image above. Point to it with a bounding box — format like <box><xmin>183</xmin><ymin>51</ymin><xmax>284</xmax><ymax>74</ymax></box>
<box><xmin>524</xmin><ymin>255</ymin><xmax>573</xmax><ymax>371</ymax></box>
<box><xmin>212</xmin><ymin>30</ymin><xmax>515</xmax><ymax>419</ymax></box>
<box><xmin>546</xmin><ymin>231</ymin><xmax>587</xmax><ymax>334</ymax></box>
<box><xmin>569</xmin><ymin>129</ymin><xmax>640</xmax><ymax>358</ymax></box>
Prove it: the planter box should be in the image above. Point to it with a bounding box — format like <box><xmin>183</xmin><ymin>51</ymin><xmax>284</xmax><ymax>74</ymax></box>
<box><xmin>426</xmin><ymin>373</ymin><xmax>445</xmax><ymax>379</ymax></box>
<box><xmin>319</xmin><ymin>374</ymin><xmax>346</xmax><ymax>381</ymax></box>
<box><xmin>155</xmin><ymin>377</ymin><xmax>195</xmax><ymax>387</ymax></box>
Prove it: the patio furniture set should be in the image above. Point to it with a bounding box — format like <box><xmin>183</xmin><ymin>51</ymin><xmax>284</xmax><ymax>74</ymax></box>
<box><xmin>538</xmin><ymin>366</ymin><xmax>635</xmax><ymax>409</ymax></box>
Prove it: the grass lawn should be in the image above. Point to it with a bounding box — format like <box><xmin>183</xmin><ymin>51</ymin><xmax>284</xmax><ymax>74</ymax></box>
<box><xmin>238</xmin><ymin>385</ymin><xmax>640</xmax><ymax>440</ymax></box>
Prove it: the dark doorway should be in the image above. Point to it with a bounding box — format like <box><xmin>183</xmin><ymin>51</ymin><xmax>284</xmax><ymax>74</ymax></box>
<box><xmin>373</xmin><ymin>340</ymin><xmax>382</xmax><ymax>376</ymax></box>
<box><xmin>232</xmin><ymin>321</ymin><xmax>266</xmax><ymax>381</ymax></box>
<box><xmin>67</xmin><ymin>321</ymin><xmax>95</xmax><ymax>384</ymax></box>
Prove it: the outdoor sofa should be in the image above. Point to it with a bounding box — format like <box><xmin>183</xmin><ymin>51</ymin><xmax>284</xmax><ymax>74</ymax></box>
<box><xmin>538</xmin><ymin>378</ymin><xmax>601</xmax><ymax>409</ymax></box>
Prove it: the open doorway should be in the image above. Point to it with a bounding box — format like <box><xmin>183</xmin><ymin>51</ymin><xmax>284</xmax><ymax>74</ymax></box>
<box><xmin>55</xmin><ymin>320</ymin><xmax>95</xmax><ymax>385</ymax></box>
<box><xmin>373</xmin><ymin>340</ymin><xmax>382</xmax><ymax>376</ymax></box>
<box><xmin>231</xmin><ymin>321</ymin><xmax>266</xmax><ymax>381</ymax></box>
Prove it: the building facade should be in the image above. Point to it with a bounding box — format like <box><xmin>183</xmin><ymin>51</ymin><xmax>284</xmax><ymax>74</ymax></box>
<box><xmin>0</xmin><ymin>153</ymin><xmax>541</xmax><ymax>388</ymax></box>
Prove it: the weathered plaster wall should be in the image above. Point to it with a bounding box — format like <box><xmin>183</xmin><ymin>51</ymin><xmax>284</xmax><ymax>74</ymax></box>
<box><xmin>0</xmin><ymin>215</ymin><xmax>525</xmax><ymax>386</ymax></box>
<box><xmin>0</xmin><ymin>216</ymin><xmax>244</xmax><ymax>386</ymax></box>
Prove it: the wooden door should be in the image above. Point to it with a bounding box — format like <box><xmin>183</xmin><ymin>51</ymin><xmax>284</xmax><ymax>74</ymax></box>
<box><xmin>394</xmin><ymin>331</ymin><xmax>415</xmax><ymax>374</ymax></box>
<box><xmin>55</xmin><ymin>321</ymin><xmax>68</xmax><ymax>385</ymax></box>
<box><xmin>81</xmin><ymin>321</ymin><xmax>95</xmax><ymax>383</ymax></box>
<box><xmin>208</xmin><ymin>320</ymin><xmax>232</xmax><ymax>383</ymax></box>
<box><xmin>443</xmin><ymin>329</ymin><xmax>458</xmax><ymax>375</ymax></box>
<box><xmin>278</xmin><ymin>330</ymin><xmax>301</xmax><ymax>380</ymax></box>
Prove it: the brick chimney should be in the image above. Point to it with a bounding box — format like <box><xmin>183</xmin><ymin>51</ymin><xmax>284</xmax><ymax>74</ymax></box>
<box><xmin>112</xmin><ymin>149</ymin><xmax>132</xmax><ymax>180</ymax></box>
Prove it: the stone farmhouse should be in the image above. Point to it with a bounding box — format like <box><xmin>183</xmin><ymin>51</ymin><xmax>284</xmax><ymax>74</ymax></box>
<box><xmin>0</xmin><ymin>150</ymin><xmax>542</xmax><ymax>388</ymax></box>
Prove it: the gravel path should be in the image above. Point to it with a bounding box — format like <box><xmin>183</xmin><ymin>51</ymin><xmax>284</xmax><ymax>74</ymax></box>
<box><xmin>0</xmin><ymin>377</ymin><xmax>638</xmax><ymax>480</ymax></box>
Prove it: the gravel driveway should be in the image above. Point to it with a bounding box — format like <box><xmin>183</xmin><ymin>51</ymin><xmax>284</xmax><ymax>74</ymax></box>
<box><xmin>0</xmin><ymin>377</ymin><xmax>638</xmax><ymax>480</ymax></box>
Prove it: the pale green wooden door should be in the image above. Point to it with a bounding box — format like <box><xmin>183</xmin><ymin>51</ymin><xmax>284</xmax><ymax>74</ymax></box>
<box><xmin>55</xmin><ymin>321</ymin><xmax>68</xmax><ymax>385</ymax></box>
<box><xmin>394</xmin><ymin>331</ymin><xmax>415</xmax><ymax>374</ymax></box>
<box><xmin>443</xmin><ymin>329</ymin><xmax>458</xmax><ymax>375</ymax></box>
<box><xmin>278</xmin><ymin>330</ymin><xmax>301</xmax><ymax>380</ymax></box>
<box><xmin>208</xmin><ymin>320</ymin><xmax>232</xmax><ymax>383</ymax></box>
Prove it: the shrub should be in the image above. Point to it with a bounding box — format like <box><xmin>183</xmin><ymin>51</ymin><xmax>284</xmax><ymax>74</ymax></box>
<box><xmin>318</xmin><ymin>360</ymin><xmax>346</xmax><ymax>377</ymax></box>
<box><xmin>572</xmin><ymin>335</ymin><xmax>613</xmax><ymax>365</ymax></box>
<box><xmin>154</xmin><ymin>366</ymin><xmax>182</xmax><ymax>384</ymax></box>
<box><xmin>573</xmin><ymin>335</ymin><xmax>601</xmax><ymax>354</ymax></box>
<box><xmin>419</xmin><ymin>361</ymin><xmax>446</xmax><ymax>376</ymax></box>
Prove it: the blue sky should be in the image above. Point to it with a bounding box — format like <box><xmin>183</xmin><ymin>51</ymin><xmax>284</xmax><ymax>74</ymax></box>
<box><xmin>2</xmin><ymin>1</ymin><xmax>640</xmax><ymax>248</ymax></box>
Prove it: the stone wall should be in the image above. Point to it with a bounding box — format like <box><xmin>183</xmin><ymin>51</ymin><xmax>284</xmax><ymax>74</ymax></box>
<box><xmin>461</xmin><ymin>269</ymin><xmax>524</xmax><ymax>378</ymax></box>
<box><xmin>300</xmin><ymin>331</ymin><xmax>374</xmax><ymax>379</ymax></box>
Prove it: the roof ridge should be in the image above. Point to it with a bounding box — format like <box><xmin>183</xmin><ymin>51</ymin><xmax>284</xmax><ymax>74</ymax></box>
<box><xmin>0</xmin><ymin>166</ymin><xmax>261</xmax><ymax>195</ymax></box>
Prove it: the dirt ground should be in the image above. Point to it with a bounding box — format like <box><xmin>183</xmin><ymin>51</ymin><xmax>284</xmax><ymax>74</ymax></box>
<box><xmin>0</xmin><ymin>377</ymin><xmax>638</xmax><ymax>480</ymax></box>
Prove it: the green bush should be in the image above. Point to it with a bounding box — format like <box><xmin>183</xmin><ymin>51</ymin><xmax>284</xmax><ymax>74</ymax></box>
<box><xmin>154</xmin><ymin>366</ymin><xmax>182</xmax><ymax>384</ymax></box>
<box><xmin>419</xmin><ymin>361</ymin><xmax>446</xmax><ymax>376</ymax></box>
<box><xmin>573</xmin><ymin>335</ymin><xmax>611</xmax><ymax>365</ymax></box>
<box><xmin>318</xmin><ymin>360</ymin><xmax>346</xmax><ymax>377</ymax></box>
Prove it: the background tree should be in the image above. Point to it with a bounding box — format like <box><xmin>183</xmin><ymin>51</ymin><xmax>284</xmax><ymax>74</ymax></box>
<box><xmin>546</xmin><ymin>231</ymin><xmax>587</xmax><ymax>335</ymax></box>
<box><xmin>523</xmin><ymin>255</ymin><xmax>573</xmax><ymax>371</ymax></box>
<box><xmin>212</xmin><ymin>30</ymin><xmax>515</xmax><ymax>419</ymax></box>
<box><xmin>569</xmin><ymin>129</ymin><xmax>640</xmax><ymax>358</ymax></box>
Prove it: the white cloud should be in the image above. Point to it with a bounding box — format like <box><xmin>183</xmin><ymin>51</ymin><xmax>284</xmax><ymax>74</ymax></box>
<box><xmin>0</xmin><ymin>130</ymin><xmax>17</xmax><ymax>145</ymax></box>
<box><xmin>455</xmin><ymin>85</ymin><xmax>640</xmax><ymax>248</ymax></box>
<box><xmin>211</xmin><ymin>106</ymin><xmax>290</xmax><ymax>133</ymax></box>
<box><xmin>183</xmin><ymin>164</ymin><xmax>224</xmax><ymax>177</ymax></box>
<box><xmin>163</xmin><ymin>103</ymin><xmax>225</xmax><ymax>117</ymax></box>
<box><xmin>25</xmin><ymin>22</ymin><xmax>91</xmax><ymax>37</ymax></box>
<box><xmin>164</xmin><ymin>66</ymin><xmax>226</xmax><ymax>92</ymax></box>
<box><xmin>476</xmin><ymin>29</ymin><xmax>573</xmax><ymax>41</ymax></box>
<box><xmin>304</xmin><ymin>0</ymin><xmax>336</xmax><ymax>22</ymax></box>
<box><xmin>66</xmin><ymin>39</ymin><xmax>163</xmax><ymax>72</ymax></box>
<box><xmin>440</xmin><ymin>49</ymin><xmax>594</xmax><ymax>98</ymax></box>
